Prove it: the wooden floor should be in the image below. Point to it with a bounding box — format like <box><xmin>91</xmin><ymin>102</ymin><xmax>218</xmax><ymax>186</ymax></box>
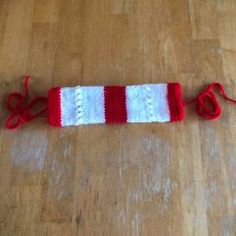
<box><xmin>0</xmin><ymin>0</ymin><xmax>236</xmax><ymax>235</ymax></box>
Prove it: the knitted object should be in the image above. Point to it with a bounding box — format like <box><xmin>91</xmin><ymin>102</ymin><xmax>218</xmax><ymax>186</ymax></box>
<box><xmin>48</xmin><ymin>83</ymin><xmax>184</xmax><ymax>127</ymax></box>
<box><xmin>4</xmin><ymin>76</ymin><xmax>236</xmax><ymax>129</ymax></box>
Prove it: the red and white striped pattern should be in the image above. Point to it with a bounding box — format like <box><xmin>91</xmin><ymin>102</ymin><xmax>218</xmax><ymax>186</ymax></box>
<box><xmin>48</xmin><ymin>83</ymin><xmax>184</xmax><ymax>127</ymax></box>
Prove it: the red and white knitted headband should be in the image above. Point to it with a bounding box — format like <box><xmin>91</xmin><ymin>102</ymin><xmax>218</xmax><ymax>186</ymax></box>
<box><xmin>4</xmin><ymin>76</ymin><xmax>236</xmax><ymax>129</ymax></box>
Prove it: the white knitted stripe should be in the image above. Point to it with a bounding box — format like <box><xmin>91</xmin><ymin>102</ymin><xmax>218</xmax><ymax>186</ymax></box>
<box><xmin>126</xmin><ymin>84</ymin><xmax>170</xmax><ymax>123</ymax></box>
<box><xmin>61</xmin><ymin>87</ymin><xmax>81</xmax><ymax>126</ymax></box>
<box><xmin>79</xmin><ymin>86</ymin><xmax>105</xmax><ymax>124</ymax></box>
<box><xmin>61</xmin><ymin>86</ymin><xmax>105</xmax><ymax>126</ymax></box>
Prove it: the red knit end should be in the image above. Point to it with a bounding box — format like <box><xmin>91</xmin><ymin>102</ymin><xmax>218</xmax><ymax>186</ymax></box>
<box><xmin>167</xmin><ymin>83</ymin><xmax>184</xmax><ymax>122</ymax></box>
<box><xmin>48</xmin><ymin>87</ymin><xmax>62</xmax><ymax>127</ymax></box>
<box><xmin>104</xmin><ymin>86</ymin><xmax>127</xmax><ymax>123</ymax></box>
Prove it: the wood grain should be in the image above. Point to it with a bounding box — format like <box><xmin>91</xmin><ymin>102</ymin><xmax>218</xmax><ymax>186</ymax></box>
<box><xmin>0</xmin><ymin>0</ymin><xmax>236</xmax><ymax>235</ymax></box>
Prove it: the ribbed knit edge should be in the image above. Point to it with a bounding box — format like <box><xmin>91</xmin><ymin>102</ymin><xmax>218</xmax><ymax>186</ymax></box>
<box><xmin>167</xmin><ymin>83</ymin><xmax>184</xmax><ymax>122</ymax></box>
<box><xmin>47</xmin><ymin>87</ymin><xmax>62</xmax><ymax>127</ymax></box>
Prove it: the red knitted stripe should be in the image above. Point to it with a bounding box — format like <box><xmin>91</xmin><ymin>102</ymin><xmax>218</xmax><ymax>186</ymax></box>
<box><xmin>104</xmin><ymin>86</ymin><xmax>127</xmax><ymax>123</ymax></box>
<box><xmin>47</xmin><ymin>87</ymin><xmax>62</xmax><ymax>127</ymax></box>
<box><xmin>167</xmin><ymin>83</ymin><xmax>184</xmax><ymax>122</ymax></box>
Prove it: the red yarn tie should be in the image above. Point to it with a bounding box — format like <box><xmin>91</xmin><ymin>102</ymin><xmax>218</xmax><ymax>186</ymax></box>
<box><xmin>5</xmin><ymin>75</ymin><xmax>48</xmax><ymax>129</ymax></box>
<box><xmin>187</xmin><ymin>82</ymin><xmax>236</xmax><ymax>120</ymax></box>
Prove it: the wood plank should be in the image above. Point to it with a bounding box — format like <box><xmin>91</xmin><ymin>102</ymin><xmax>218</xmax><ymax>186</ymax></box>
<box><xmin>0</xmin><ymin>0</ymin><xmax>235</xmax><ymax>235</ymax></box>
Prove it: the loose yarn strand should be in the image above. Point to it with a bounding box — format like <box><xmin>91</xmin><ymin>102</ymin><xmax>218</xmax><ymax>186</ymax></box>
<box><xmin>5</xmin><ymin>75</ymin><xmax>48</xmax><ymax>129</ymax></box>
<box><xmin>186</xmin><ymin>82</ymin><xmax>236</xmax><ymax>120</ymax></box>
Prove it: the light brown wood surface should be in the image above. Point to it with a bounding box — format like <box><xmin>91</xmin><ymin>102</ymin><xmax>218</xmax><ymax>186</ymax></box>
<box><xmin>0</xmin><ymin>0</ymin><xmax>236</xmax><ymax>235</ymax></box>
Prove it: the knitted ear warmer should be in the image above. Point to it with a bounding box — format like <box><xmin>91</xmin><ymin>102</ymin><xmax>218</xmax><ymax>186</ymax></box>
<box><xmin>4</xmin><ymin>76</ymin><xmax>236</xmax><ymax>129</ymax></box>
<box><xmin>47</xmin><ymin>83</ymin><xmax>183</xmax><ymax>127</ymax></box>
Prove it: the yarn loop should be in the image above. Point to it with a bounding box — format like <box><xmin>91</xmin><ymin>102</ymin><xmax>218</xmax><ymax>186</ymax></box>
<box><xmin>5</xmin><ymin>75</ymin><xmax>48</xmax><ymax>129</ymax></box>
<box><xmin>187</xmin><ymin>82</ymin><xmax>236</xmax><ymax>120</ymax></box>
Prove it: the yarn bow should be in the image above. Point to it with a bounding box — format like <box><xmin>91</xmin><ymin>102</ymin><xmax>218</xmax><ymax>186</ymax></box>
<box><xmin>5</xmin><ymin>75</ymin><xmax>48</xmax><ymax>129</ymax></box>
<box><xmin>187</xmin><ymin>82</ymin><xmax>236</xmax><ymax>120</ymax></box>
